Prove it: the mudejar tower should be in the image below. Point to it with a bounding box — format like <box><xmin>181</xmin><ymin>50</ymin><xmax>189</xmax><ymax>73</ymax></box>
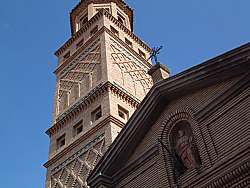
<box><xmin>44</xmin><ymin>1</ymin><xmax>153</xmax><ymax>187</ymax></box>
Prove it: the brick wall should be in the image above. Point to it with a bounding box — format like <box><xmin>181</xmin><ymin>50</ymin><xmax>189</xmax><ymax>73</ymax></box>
<box><xmin>114</xmin><ymin>73</ymin><xmax>249</xmax><ymax>187</ymax></box>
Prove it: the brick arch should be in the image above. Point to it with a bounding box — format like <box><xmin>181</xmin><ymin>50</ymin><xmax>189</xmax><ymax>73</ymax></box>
<box><xmin>158</xmin><ymin>107</ymin><xmax>206</xmax><ymax>187</ymax></box>
<box><xmin>159</xmin><ymin>107</ymin><xmax>195</xmax><ymax>141</ymax></box>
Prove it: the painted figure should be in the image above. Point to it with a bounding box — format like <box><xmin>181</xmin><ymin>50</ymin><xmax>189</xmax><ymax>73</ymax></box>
<box><xmin>175</xmin><ymin>130</ymin><xmax>199</xmax><ymax>169</ymax></box>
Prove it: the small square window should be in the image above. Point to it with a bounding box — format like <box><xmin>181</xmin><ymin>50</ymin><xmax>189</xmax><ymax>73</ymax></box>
<box><xmin>76</xmin><ymin>39</ymin><xmax>84</xmax><ymax>48</ymax></box>
<box><xmin>118</xmin><ymin>105</ymin><xmax>129</xmax><ymax>121</ymax></box>
<box><xmin>91</xmin><ymin>106</ymin><xmax>102</xmax><ymax>122</ymax></box>
<box><xmin>90</xmin><ymin>26</ymin><xmax>98</xmax><ymax>36</ymax></box>
<box><xmin>57</xmin><ymin>134</ymin><xmax>66</xmax><ymax>149</ymax></box>
<box><xmin>96</xmin><ymin>8</ymin><xmax>110</xmax><ymax>12</ymax></box>
<box><xmin>138</xmin><ymin>49</ymin><xmax>146</xmax><ymax>59</ymax></box>
<box><xmin>117</xmin><ymin>13</ymin><xmax>126</xmax><ymax>25</ymax></box>
<box><xmin>73</xmin><ymin>121</ymin><xmax>83</xmax><ymax>136</ymax></box>
<box><xmin>79</xmin><ymin>14</ymin><xmax>88</xmax><ymax>28</ymax></box>
<box><xmin>125</xmin><ymin>38</ymin><xmax>133</xmax><ymax>48</ymax></box>
<box><xmin>63</xmin><ymin>51</ymin><xmax>70</xmax><ymax>60</ymax></box>
<box><xmin>110</xmin><ymin>26</ymin><xmax>119</xmax><ymax>36</ymax></box>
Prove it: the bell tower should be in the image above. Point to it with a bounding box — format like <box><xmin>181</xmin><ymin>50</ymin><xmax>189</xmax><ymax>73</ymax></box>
<box><xmin>44</xmin><ymin>0</ymin><xmax>153</xmax><ymax>187</ymax></box>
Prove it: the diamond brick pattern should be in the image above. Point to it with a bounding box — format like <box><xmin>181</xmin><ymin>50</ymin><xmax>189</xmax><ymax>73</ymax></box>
<box><xmin>110</xmin><ymin>39</ymin><xmax>152</xmax><ymax>95</ymax></box>
<box><xmin>51</xmin><ymin>140</ymin><xmax>104</xmax><ymax>188</ymax></box>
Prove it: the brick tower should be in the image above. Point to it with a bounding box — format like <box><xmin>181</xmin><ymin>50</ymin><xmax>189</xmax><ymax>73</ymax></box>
<box><xmin>44</xmin><ymin>1</ymin><xmax>153</xmax><ymax>187</ymax></box>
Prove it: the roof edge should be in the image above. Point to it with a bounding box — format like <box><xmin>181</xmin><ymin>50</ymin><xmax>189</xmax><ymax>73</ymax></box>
<box><xmin>87</xmin><ymin>42</ymin><xmax>250</xmax><ymax>183</ymax></box>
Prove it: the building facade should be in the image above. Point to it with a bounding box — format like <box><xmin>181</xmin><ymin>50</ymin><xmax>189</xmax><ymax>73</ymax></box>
<box><xmin>87</xmin><ymin>43</ymin><xmax>250</xmax><ymax>187</ymax></box>
<box><xmin>44</xmin><ymin>1</ymin><xmax>154</xmax><ymax>188</ymax></box>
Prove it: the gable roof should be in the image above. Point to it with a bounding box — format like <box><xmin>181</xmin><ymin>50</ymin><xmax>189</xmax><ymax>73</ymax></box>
<box><xmin>87</xmin><ymin>42</ymin><xmax>250</xmax><ymax>186</ymax></box>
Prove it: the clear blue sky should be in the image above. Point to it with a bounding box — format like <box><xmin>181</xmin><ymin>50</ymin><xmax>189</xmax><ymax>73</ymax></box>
<box><xmin>0</xmin><ymin>0</ymin><xmax>249</xmax><ymax>187</ymax></box>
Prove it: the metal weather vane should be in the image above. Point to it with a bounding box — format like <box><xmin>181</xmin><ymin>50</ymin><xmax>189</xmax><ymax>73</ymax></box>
<box><xmin>148</xmin><ymin>46</ymin><xmax>163</xmax><ymax>65</ymax></box>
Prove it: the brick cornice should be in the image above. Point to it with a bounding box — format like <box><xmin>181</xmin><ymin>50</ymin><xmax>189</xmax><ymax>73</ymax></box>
<box><xmin>183</xmin><ymin>142</ymin><xmax>250</xmax><ymax>188</ymax></box>
<box><xmin>55</xmin><ymin>10</ymin><xmax>104</xmax><ymax>57</ymax></box>
<box><xmin>46</xmin><ymin>81</ymin><xmax>140</xmax><ymax>137</ymax></box>
<box><xmin>44</xmin><ymin>115</ymin><xmax>124</xmax><ymax>168</ymax></box>
<box><xmin>55</xmin><ymin>9</ymin><xmax>150</xmax><ymax>58</ymax></box>
<box><xmin>104</xmin><ymin>27</ymin><xmax>152</xmax><ymax>68</ymax></box>
<box><xmin>70</xmin><ymin>0</ymin><xmax>134</xmax><ymax>35</ymax></box>
<box><xmin>54</xmin><ymin>28</ymin><xmax>102</xmax><ymax>76</ymax></box>
<box><xmin>102</xmin><ymin>11</ymin><xmax>151</xmax><ymax>52</ymax></box>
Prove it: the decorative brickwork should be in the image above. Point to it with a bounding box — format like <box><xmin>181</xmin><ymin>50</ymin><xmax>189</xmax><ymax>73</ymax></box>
<box><xmin>110</xmin><ymin>38</ymin><xmax>152</xmax><ymax>97</ymax></box>
<box><xmin>51</xmin><ymin>135</ymin><xmax>105</xmax><ymax>188</ymax></box>
<box><xmin>159</xmin><ymin>108</ymin><xmax>207</xmax><ymax>187</ymax></box>
<box><xmin>44</xmin><ymin>1</ymin><xmax>152</xmax><ymax>188</ymax></box>
<box><xmin>87</xmin><ymin>43</ymin><xmax>250</xmax><ymax>188</ymax></box>
<box><xmin>58</xmin><ymin>43</ymin><xmax>101</xmax><ymax>114</ymax></box>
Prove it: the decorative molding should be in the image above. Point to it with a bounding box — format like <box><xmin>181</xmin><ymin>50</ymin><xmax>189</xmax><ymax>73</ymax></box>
<box><xmin>159</xmin><ymin>108</ymin><xmax>195</xmax><ymax>140</ymax></box>
<box><xmin>55</xmin><ymin>38</ymin><xmax>101</xmax><ymax>78</ymax></box>
<box><xmin>196</xmin><ymin>72</ymin><xmax>250</xmax><ymax>123</ymax></box>
<box><xmin>55</xmin><ymin>9</ymin><xmax>150</xmax><ymax>57</ymax></box>
<box><xmin>70</xmin><ymin>0</ymin><xmax>134</xmax><ymax>35</ymax></box>
<box><xmin>203</xmin><ymin>156</ymin><xmax>250</xmax><ymax>188</ymax></box>
<box><xmin>112</xmin><ymin>81</ymin><xmax>141</xmax><ymax>104</ymax></box>
<box><xmin>105</xmin><ymin>27</ymin><xmax>152</xmax><ymax>68</ymax></box>
<box><xmin>56</xmin><ymin>42</ymin><xmax>102</xmax><ymax>115</ymax></box>
<box><xmin>159</xmin><ymin>108</ymin><xmax>210</xmax><ymax>187</ymax></box>
<box><xmin>46</xmin><ymin>81</ymin><xmax>139</xmax><ymax>137</ymax></box>
<box><xmin>110</xmin><ymin>37</ymin><xmax>153</xmax><ymax>95</ymax></box>
<box><xmin>103</xmin><ymin>10</ymin><xmax>150</xmax><ymax>52</ymax></box>
<box><xmin>55</xmin><ymin>11</ymin><xmax>103</xmax><ymax>57</ymax></box>
<box><xmin>183</xmin><ymin>143</ymin><xmax>250</xmax><ymax>188</ymax></box>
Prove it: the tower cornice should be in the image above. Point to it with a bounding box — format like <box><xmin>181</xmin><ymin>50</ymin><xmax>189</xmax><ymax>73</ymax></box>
<box><xmin>55</xmin><ymin>10</ymin><xmax>103</xmax><ymax>57</ymax></box>
<box><xmin>46</xmin><ymin>81</ymin><xmax>140</xmax><ymax>137</ymax></box>
<box><xmin>70</xmin><ymin>0</ymin><xmax>134</xmax><ymax>35</ymax></box>
<box><xmin>54</xmin><ymin>9</ymin><xmax>151</xmax><ymax>58</ymax></box>
<box><xmin>44</xmin><ymin>115</ymin><xmax>125</xmax><ymax>168</ymax></box>
<box><xmin>54</xmin><ymin>26</ymin><xmax>152</xmax><ymax>77</ymax></box>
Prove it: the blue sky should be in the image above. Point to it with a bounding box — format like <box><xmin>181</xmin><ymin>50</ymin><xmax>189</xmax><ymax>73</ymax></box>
<box><xmin>0</xmin><ymin>0</ymin><xmax>249</xmax><ymax>187</ymax></box>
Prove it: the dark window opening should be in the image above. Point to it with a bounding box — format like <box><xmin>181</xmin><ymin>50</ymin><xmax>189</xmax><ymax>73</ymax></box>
<box><xmin>76</xmin><ymin>39</ymin><xmax>84</xmax><ymax>48</ymax></box>
<box><xmin>79</xmin><ymin>14</ymin><xmax>88</xmax><ymax>28</ymax></box>
<box><xmin>91</xmin><ymin>106</ymin><xmax>102</xmax><ymax>122</ymax></box>
<box><xmin>63</xmin><ymin>51</ymin><xmax>70</xmax><ymax>60</ymax></box>
<box><xmin>96</xmin><ymin>8</ymin><xmax>110</xmax><ymax>12</ymax></box>
<box><xmin>57</xmin><ymin>134</ymin><xmax>66</xmax><ymax>149</ymax></box>
<box><xmin>118</xmin><ymin>105</ymin><xmax>129</xmax><ymax>121</ymax></box>
<box><xmin>110</xmin><ymin>26</ymin><xmax>119</xmax><ymax>36</ymax></box>
<box><xmin>117</xmin><ymin>13</ymin><xmax>125</xmax><ymax>25</ymax></box>
<box><xmin>90</xmin><ymin>26</ymin><xmax>98</xmax><ymax>36</ymax></box>
<box><xmin>125</xmin><ymin>38</ymin><xmax>133</xmax><ymax>48</ymax></box>
<box><xmin>138</xmin><ymin>49</ymin><xmax>146</xmax><ymax>59</ymax></box>
<box><xmin>74</xmin><ymin>121</ymin><xmax>83</xmax><ymax>136</ymax></box>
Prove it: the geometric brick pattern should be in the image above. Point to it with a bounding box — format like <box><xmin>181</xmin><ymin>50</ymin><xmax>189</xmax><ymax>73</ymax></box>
<box><xmin>110</xmin><ymin>38</ymin><xmax>152</xmax><ymax>95</ymax></box>
<box><xmin>59</xmin><ymin>44</ymin><xmax>101</xmax><ymax>98</ymax></box>
<box><xmin>50</xmin><ymin>139</ymin><xmax>104</xmax><ymax>188</ymax></box>
<box><xmin>57</xmin><ymin>44</ymin><xmax>101</xmax><ymax>113</ymax></box>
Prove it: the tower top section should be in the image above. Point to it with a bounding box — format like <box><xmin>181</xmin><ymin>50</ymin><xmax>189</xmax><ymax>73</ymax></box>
<box><xmin>70</xmin><ymin>0</ymin><xmax>134</xmax><ymax>35</ymax></box>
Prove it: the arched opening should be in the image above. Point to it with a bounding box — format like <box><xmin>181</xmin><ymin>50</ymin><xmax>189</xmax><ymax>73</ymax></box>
<box><xmin>169</xmin><ymin>120</ymin><xmax>201</xmax><ymax>176</ymax></box>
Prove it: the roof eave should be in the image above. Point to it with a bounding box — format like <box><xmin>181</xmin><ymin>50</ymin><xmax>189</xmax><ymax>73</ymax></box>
<box><xmin>87</xmin><ymin>42</ymin><xmax>250</xmax><ymax>184</ymax></box>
